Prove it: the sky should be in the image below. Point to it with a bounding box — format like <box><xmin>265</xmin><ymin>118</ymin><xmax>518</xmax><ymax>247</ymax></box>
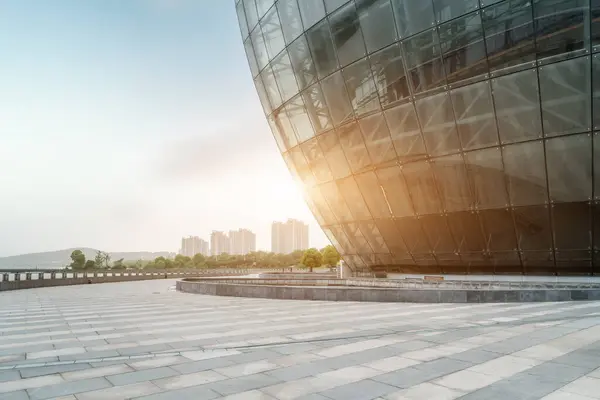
<box><xmin>0</xmin><ymin>0</ymin><xmax>328</xmax><ymax>256</ymax></box>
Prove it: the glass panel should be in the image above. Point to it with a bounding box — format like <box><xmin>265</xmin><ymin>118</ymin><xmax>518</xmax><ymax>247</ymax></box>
<box><xmin>321</xmin><ymin>71</ymin><xmax>354</xmax><ymax>126</ymax></box>
<box><xmin>513</xmin><ymin>205</ymin><xmax>553</xmax><ymax>251</ymax></box>
<box><xmin>594</xmin><ymin>203</ymin><xmax>600</xmax><ymax>250</ymax></box>
<box><xmin>431</xmin><ymin>154</ymin><xmax>473</xmax><ymax>212</ymax></box>
<box><xmin>539</xmin><ymin>56</ymin><xmax>592</xmax><ymax>136</ymax></box>
<box><xmin>278</xmin><ymin>0</ymin><xmax>304</xmax><ymax>45</ymax></box>
<box><xmin>503</xmin><ymin>140</ymin><xmax>548</xmax><ymax>206</ymax></box>
<box><xmin>450</xmin><ymin>80</ymin><xmax>499</xmax><ymax>151</ymax></box>
<box><xmin>342</xmin><ymin>58</ymin><xmax>381</xmax><ymax>116</ymax></box>
<box><xmin>464</xmin><ymin>147</ymin><xmax>508</xmax><ymax>209</ymax></box>
<box><xmin>415</xmin><ymin>92</ymin><xmax>461</xmax><ymax>156</ymax></box>
<box><xmin>251</xmin><ymin>27</ymin><xmax>269</xmax><ymax>71</ymax></box>
<box><xmin>479</xmin><ymin>209</ymin><xmax>518</xmax><ymax>251</ymax></box>
<box><xmin>376</xmin><ymin>165</ymin><xmax>415</xmax><ymax>216</ymax></box>
<box><xmin>267</xmin><ymin>116</ymin><xmax>286</xmax><ymax>152</ymax></box>
<box><xmin>298</xmin><ymin>0</ymin><xmax>326</xmax><ymax>29</ymax></box>
<box><xmin>286</xmin><ymin>95</ymin><xmax>315</xmax><ymax>143</ymax></box>
<box><xmin>272</xmin><ymin>51</ymin><xmax>300</xmax><ymax>102</ymax></box>
<box><xmin>288</xmin><ymin>36</ymin><xmax>317</xmax><ymax>91</ymax></box>
<box><xmin>329</xmin><ymin>225</ymin><xmax>354</xmax><ymax>253</ymax></box>
<box><xmin>403</xmin><ymin>29</ymin><xmax>446</xmax><ymax>93</ymax></box>
<box><xmin>289</xmin><ymin>146</ymin><xmax>315</xmax><ymax>187</ymax></box>
<box><xmin>342</xmin><ymin>223</ymin><xmax>373</xmax><ymax>253</ymax></box>
<box><xmin>270</xmin><ymin>108</ymin><xmax>297</xmax><ymax>150</ymax></box>
<box><xmin>552</xmin><ymin>202</ymin><xmax>591</xmax><ymax>250</ymax></box>
<box><xmin>261</xmin><ymin>6</ymin><xmax>285</xmax><ymax>61</ymax></box>
<box><xmin>369</xmin><ymin>46</ymin><xmax>411</xmax><ymax>112</ymax></box>
<box><xmin>358</xmin><ymin>221</ymin><xmax>390</xmax><ymax>253</ymax></box>
<box><xmin>594</xmin><ymin>0</ymin><xmax>600</xmax><ymax>48</ymax></box>
<box><xmin>306</xmin><ymin>20</ymin><xmax>338</xmax><ymax>79</ymax></box>
<box><xmin>326</xmin><ymin>0</ymin><xmax>349</xmax><ymax>12</ymax></box>
<box><xmin>302</xmin><ymin>82</ymin><xmax>333</xmax><ymax>133</ymax></box>
<box><xmin>522</xmin><ymin>250</ymin><xmax>555</xmax><ymax>272</ymax></box>
<box><xmin>438</xmin><ymin>12</ymin><xmax>488</xmax><ymax>85</ymax></box>
<box><xmin>375</xmin><ymin>219</ymin><xmax>410</xmax><ymax>254</ymax></box>
<box><xmin>358</xmin><ymin>113</ymin><xmax>396</xmax><ymax>165</ymax></box>
<box><xmin>330</xmin><ymin>2</ymin><xmax>367</xmax><ymax>66</ymax></box>
<box><xmin>308</xmin><ymin>186</ymin><xmax>338</xmax><ymax>224</ymax></box>
<box><xmin>356</xmin><ymin>0</ymin><xmax>397</xmax><ymax>54</ymax></box>
<box><xmin>433</xmin><ymin>0</ymin><xmax>479</xmax><ymax>23</ymax></box>
<box><xmin>237</xmin><ymin>2</ymin><xmax>249</xmax><ymax>39</ymax></box>
<box><xmin>482</xmin><ymin>0</ymin><xmax>535</xmax><ymax>72</ymax></box>
<box><xmin>546</xmin><ymin>134</ymin><xmax>592</xmax><ymax>203</ymax></box>
<box><xmin>261</xmin><ymin>65</ymin><xmax>282</xmax><ymax>109</ymax></box>
<box><xmin>254</xmin><ymin>75</ymin><xmax>272</xmax><ymax>115</ymax></box>
<box><xmin>596</xmin><ymin>133</ymin><xmax>600</xmax><ymax>199</ymax></box>
<box><xmin>395</xmin><ymin>217</ymin><xmax>431</xmax><ymax>253</ymax></box>
<box><xmin>447</xmin><ymin>211</ymin><xmax>485</xmax><ymax>252</ymax></box>
<box><xmin>320</xmin><ymin>181</ymin><xmax>354</xmax><ymax>222</ymax></box>
<box><xmin>303</xmin><ymin>191</ymin><xmax>326</xmax><ymax>226</ymax></box>
<box><xmin>244</xmin><ymin>38</ymin><xmax>259</xmax><ymax>78</ymax></box>
<box><xmin>257</xmin><ymin>0</ymin><xmax>275</xmax><ymax>19</ymax></box>
<box><xmin>401</xmin><ymin>161</ymin><xmax>443</xmax><ymax>214</ymax></box>
<box><xmin>317</xmin><ymin>129</ymin><xmax>352</xmax><ymax>179</ymax></box>
<box><xmin>244</xmin><ymin>0</ymin><xmax>259</xmax><ymax>32</ymax></box>
<box><xmin>355</xmin><ymin>171</ymin><xmax>392</xmax><ymax>218</ymax></box>
<box><xmin>594</xmin><ymin>55</ymin><xmax>600</xmax><ymax>130</ymax></box>
<box><xmin>491</xmin><ymin>69</ymin><xmax>542</xmax><ymax>144</ymax></box>
<box><xmin>301</xmin><ymin>137</ymin><xmax>333</xmax><ymax>184</ymax></box>
<box><xmin>420</xmin><ymin>214</ymin><xmax>457</xmax><ymax>253</ymax></box>
<box><xmin>384</xmin><ymin>102</ymin><xmax>427</xmax><ymax>163</ymax></box>
<box><xmin>338</xmin><ymin>176</ymin><xmax>372</xmax><ymax>220</ymax></box>
<box><xmin>534</xmin><ymin>0</ymin><xmax>590</xmax><ymax>61</ymax></box>
<box><xmin>337</xmin><ymin>121</ymin><xmax>373</xmax><ymax>172</ymax></box>
<box><xmin>391</xmin><ymin>0</ymin><xmax>436</xmax><ymax>37</ymax></box>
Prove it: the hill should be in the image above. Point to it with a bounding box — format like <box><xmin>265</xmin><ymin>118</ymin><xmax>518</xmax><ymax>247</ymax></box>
<box><xmin>0</xmin><ymin>248</ymin><xmax>175</xmax><ymax>270</ymax></box>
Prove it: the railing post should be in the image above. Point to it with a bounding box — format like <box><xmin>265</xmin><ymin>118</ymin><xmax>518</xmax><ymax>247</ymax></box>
<box><xmin>51</xmin><ymin>272</ymin><xmax>56</xmax><ymax>279</ymax></box>
<box><xmin>25</xmin><ymin>272</ymin><xmax>32</xmax><ymax>280</ymax></box>
<box><xmin>2</xmin><ymin>273</ymin><xmax>9</xmax><ymax>282</ymax></box>
<box><xmin>14</xmin><ymin>273</ymin><xmax>20</xmax><ymax>281</ymax></box>
<box><xmin>37</xmin><ymin>273</ymin><xmax>43</xmax><ymax>280</ymax></box>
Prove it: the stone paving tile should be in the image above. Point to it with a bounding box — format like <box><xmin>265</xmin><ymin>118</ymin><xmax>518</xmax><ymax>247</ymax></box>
<box><xmin>19</xmin><ymin>362</ymin><xmax>91</xmax><ymax>378</ymax></box>
<box><xmin>2</xmin><ymin>281</ymin><xmax>600</xmax><ymax>400</ymax></box>
<box><xmin>318</xmin><ymin>378</ymin><xmax>398</xmax><ymax>400</ymax></box>
<box><xmin>105</xmin><ymin>366</ymin><xmax>178</xmax><ymax>386</ymax></box>
<box><xmin>75</xmin><ymin>381</ymin><xmax>163</xmax><ymax>400</ymax></box>
<box><xmin>27</xmin><ymin>377</ymin><xmax>112</xmax><ymax>400</ymax></box>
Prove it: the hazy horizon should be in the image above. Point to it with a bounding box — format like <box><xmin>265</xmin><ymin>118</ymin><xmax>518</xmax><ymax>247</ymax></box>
<box><xmin>0</xmin><ymin>0</ymin><xmax>329</xmax><ymax>257</ymax></box>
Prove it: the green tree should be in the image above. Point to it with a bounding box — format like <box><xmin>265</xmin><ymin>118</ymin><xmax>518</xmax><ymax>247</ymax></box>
<box><xmin>84</xmin><ymin>260</ymin><xmax>96</xmax><ymax>270</ymax></box>
<box><xmin>321</xmin><ymin>245</ymin><xmax>341</xmax><ymax>268</ymax></box>
<box><xmin>94</xmin><ymin>251</ymin><xmax>111</xmax><ymax>269</ymax></box>
<box><xmin>301</xmin><ymin>248</ymin><xmax>322</xmax><ymax>272</ymax></box>
<box><xmin>192</xmin><ymin>253</ymin><xmax>206</xmax><ymax>267</ymax></box>
<box><xmin>70</xmin><ymin>250</ymin><xmax>86</xmax><ymax>269</ymax></box>
<box><xmin>112</xmin><ymin>258</ymin><xmax>125</xmax><ymax>269</ymax></box>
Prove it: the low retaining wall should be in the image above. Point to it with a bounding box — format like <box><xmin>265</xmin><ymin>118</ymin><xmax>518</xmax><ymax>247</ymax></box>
<box><xmin>258</xmin><ymin>273</ymin><xmax>338</xmax><ymax>279</ymax></box>
<box><xmin>0</xmin><ymin>269</ymin><xmax>270</xmax><ymax>292</ymax></box>
<box><xmin>176</xmin><ymin>278</ymin><xmax>600</xmax><ymax>303</ymax></box>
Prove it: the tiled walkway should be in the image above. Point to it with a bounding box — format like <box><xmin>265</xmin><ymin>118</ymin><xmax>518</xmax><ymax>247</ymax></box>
<box><xmin>1</xmin><ymin>280</ymin><xmax>600</xmax><ymax>399</ymax></box>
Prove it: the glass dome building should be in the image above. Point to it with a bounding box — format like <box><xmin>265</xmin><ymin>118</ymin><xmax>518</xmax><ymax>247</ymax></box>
<box><xmin>235</xmin><ymin>0</ymin><xmax>600</xmax><ymax>276</ymax></box>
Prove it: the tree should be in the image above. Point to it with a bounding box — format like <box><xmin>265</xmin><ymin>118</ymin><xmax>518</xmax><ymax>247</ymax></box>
<box><xmin>112</xmin><ymin>258</ymin><xmax>125</xmax><ymax>269</ymax></box>
<box><xmin>84</xmin><ymin>260</ymin><xmax>96</xmax><ymax>270</ymax></box>
<box><xmin>301</xmin><ymin>248</ymin><xmax>322</xmax><ymax>272</ymax></box>
<box><xmin>192</xmin><ymin>253</ymin><xmax>206</xmax><ymax>267</ymax></box>
<box><xmin>70</xmin><ymin>250</ymin><xmax>86</xmax><ymax>269</ymax></box>
<box><xmin>94</xmin><ymin>251</ymin><xmax>110</xmax><ymax>269</ymax></box>
<box><xmin>321</xmin><ymin>245</ymin><xmax>341</xmax><ymax>268</ymax></box>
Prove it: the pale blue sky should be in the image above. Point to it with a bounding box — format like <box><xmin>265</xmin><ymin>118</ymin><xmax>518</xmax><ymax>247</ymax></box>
<box><xmin>0</xmin><ymin>0</ymin><xmax>326</xmax><ymax>256</ymax></box>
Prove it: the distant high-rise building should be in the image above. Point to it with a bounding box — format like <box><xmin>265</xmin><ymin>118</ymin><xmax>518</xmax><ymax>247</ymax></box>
<box><xmin>210</xmin><ymin>231</ymin><xmax>230</xmax><ymax>256</ymax></box>
<box><xmin>180</xmin><ymin>236</ymin><xmax>208</xmax><ymax>258</ymax></box>
<box><xmin>229</xmin><ymin>229</ymin><xmax>256</xmax><ymax>255</ymax></box>
<box><xmin>271</xmin><ymin>219</ymin><xmax>309</xmax><ymax>254</ymax></box>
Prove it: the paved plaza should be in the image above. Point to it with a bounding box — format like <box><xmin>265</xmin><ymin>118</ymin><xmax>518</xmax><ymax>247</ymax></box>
<box><xmin>1</xmin><ymin>281</ymin><xmax>600</xmax><ymax>399</ymax></box>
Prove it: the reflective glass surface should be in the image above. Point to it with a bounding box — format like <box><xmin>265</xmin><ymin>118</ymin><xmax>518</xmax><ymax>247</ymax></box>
<box><xmin>236</xmin><ymin>0</ymin><xmax>600</xmax><ymax>275</ymax></box>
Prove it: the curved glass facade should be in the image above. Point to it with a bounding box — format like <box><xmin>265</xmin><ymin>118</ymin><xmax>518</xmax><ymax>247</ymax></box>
<box><xmin>236</xmin><ymin>0</ymin><xmax>600</xmax><ymax>275</ymax></box>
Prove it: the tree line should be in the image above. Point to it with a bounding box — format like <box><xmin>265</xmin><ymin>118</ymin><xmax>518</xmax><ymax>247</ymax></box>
<box><xmin>68</xmin><ymin>246</ymin><xmax>340</xmax><ymax>271</ymax></box>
